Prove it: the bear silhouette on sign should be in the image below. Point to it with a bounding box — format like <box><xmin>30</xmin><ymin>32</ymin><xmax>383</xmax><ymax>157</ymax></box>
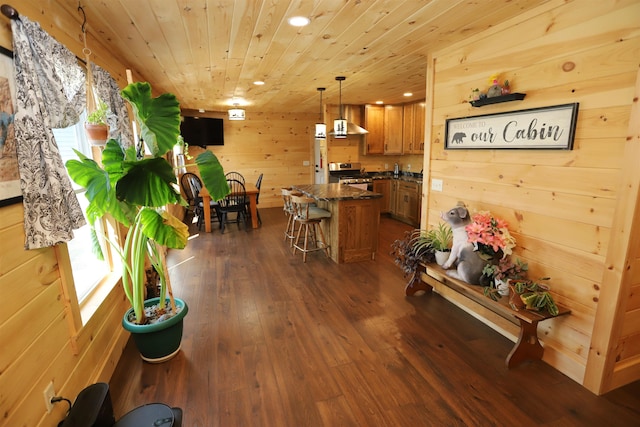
<box><xmin>451</xmin><ymin>132</ymin><xmax>466</xmax><ymax>144</ymax></box>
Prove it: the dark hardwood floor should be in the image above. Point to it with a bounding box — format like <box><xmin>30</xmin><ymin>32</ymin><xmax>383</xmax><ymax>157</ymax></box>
<box><xmin>110</xmin><ymin>207</ymin><xmax>640</xmax><ymax>426</ymax></box>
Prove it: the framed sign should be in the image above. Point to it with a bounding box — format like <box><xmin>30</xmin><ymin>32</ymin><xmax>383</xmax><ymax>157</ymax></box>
<box><xmin>0</xmin><ymin>45</ymin><xmax>20</xmax><ymax>207</ymax></box>
<box><xmin>445</xmin><ymin>103</ymin><xmax>579</xmax><ymax>150</ymax></box>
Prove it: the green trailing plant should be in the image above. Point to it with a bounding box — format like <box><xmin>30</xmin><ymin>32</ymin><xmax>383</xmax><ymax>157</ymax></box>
<box><xmin>484</xmin><ymin>276</ymin><xmax>560</xmax><ymax>316</ymax></box>
<box><xmin>510</xmin><ymin>278</ymin><xmax>559</xmax><ymax>316</ymax></box>
<box><xmin>66</xmin><ymin>82</ymin><xmax>229</xmax><ymax>324</ymax></box>
<box><xmin>86</xmin><ymin>99</ymin><xmax>109</xmax><ymax>125</ymax></box>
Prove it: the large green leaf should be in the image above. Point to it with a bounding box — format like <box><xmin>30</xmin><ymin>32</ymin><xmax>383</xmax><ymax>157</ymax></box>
<box><xmin>66</xmin><ymin>143</ymin><xmax>135</xmax><ymax>226</ymax></box>
<box><xmin>100</xmin><ymin>138</ymin><xmax>127</xmax><ymax>177</ymax></box>
<box><xmin>196</xmin><ymin>151</ymin><xmax>230</xmax><ymax>201</ymax></box>
<box><xmin>121</xmin><ymin>82</ymin><xmax>181</xmax><ymax>156</ymax></box>
<box><xmin>139</xmin><ymin>208</ymin><xmax>189</xmax><ymax>249</ymax></box>
<box><xmin>116</xmin><ymin>157</ymin><xmax>182</xmax><ymax>207</ymax></box>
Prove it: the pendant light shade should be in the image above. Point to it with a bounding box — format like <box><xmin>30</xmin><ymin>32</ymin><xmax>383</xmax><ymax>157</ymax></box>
<box><xmin>315</xmin><ymin>87</ymin><xmax>326</xmax><ymax>139</ymax></box>
<box><xmin>228</xmin><ymin>104</ymin><xmax>245</xmax><ymax>121</ymax></box>
<box><xmin>333</xmin><ymin>76</ymin><xmax>347</xmax><ymax>139</ymax></box>
<box><xmin>315</xmin><ymin>123</ymin><xmax>327</xmax><ymax>139</ymax></box>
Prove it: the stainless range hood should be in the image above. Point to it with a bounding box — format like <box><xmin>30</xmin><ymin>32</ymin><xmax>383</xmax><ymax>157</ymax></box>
<box><xmin>329</xmin><ymin>105</ymin><xmax>368</xmax><ymax>135</ymax></box>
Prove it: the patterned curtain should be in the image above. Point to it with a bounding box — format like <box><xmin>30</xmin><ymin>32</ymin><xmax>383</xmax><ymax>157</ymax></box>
<box><xmin>91</xmin><ymin>63</ymin><xmax>134</xmax><ymax>149</ymax></box>
<box><xmin>11</xmin><ymin>16</ymin><xmax>86</xmax><ymax>249</ymax></box>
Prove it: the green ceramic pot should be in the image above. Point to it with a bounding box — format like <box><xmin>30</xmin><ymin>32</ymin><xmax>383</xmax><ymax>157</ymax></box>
<box><xmin>122</xmin><ymin>297</ymin><xmax>188</xmax><ymax>363</ymax></box>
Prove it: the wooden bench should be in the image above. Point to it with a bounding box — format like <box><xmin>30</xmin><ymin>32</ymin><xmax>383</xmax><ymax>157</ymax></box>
<box><xmin>406</xmin><ymin>263</ymin><xmax>570</xmax><ymax>368</ymax></box>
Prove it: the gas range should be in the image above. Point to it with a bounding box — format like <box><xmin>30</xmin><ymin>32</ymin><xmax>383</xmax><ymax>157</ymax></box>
<box><xmin>328</xmin><ymin>162</ymin><xmax>371</xmax><ymax>181</ymax></box>
<box><xmin>328</xmin><ymin>162</ymin><xmax>372</xmax><ymax>188</ymax></box>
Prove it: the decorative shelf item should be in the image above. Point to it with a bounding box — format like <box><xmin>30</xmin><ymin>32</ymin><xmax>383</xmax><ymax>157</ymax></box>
<box><xmin>470</xmin><ymin>93</ymin><xmax>526</xmax><ymax>107</ymax></box>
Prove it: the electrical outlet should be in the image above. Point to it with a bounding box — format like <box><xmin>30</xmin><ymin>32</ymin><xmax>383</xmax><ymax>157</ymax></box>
<box><xmin>43</xmin><ymin>381</ymin><xmax>55</xmax><ymax>413</ymax></box>
<box><xmin>431</xmin><ymin>178</ymin><xmax>443</xmax><ymax>192</ymax></box>
<box><xmin>303</xmin><ymin>160</ymin><xmax>310</xmax><ymax>166</ymax></box>
<box><xmin>384</xmin><ymin>163</ymin><xmax>388</xmax><ymax>169</ymax></box>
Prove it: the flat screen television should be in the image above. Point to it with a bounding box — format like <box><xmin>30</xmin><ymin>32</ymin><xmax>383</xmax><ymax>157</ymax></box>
<box><xmin>180</xmin><ymin>116</ymin><xmax>224</xmax><ymax>147</ymax></box>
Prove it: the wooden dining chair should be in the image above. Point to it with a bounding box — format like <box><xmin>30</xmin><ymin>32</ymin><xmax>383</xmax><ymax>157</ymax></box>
<box><xmin>179</xmin><ymin>172</ymin><xmax>200</xmax><ymax>221</ymax></box>
<box><xmin>180</xmin><ymin>173</ymin><xmax>220</xmax><ymax>228</ymax></box>
<box><xmin>224</xmin><ymin>171</ymin><xmax>245</xmax><ymax>185</ymax></box>
<box><xmin>217</xmin><ymin>178</ymin><xmax>247</xmax><ymax>233</ymax></box>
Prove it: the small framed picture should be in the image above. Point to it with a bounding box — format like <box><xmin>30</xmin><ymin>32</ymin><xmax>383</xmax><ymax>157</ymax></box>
<box><xmin>0</xmin><ymin>45</ymin><xmax>20</xmax><ymax>207</ymax></box>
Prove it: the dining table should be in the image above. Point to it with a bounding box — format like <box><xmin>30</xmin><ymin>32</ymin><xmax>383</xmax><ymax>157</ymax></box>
<box><xmin>199</xmin><ymin>183</ymin><xmax>260</xmax><ymax>232</ymax></box>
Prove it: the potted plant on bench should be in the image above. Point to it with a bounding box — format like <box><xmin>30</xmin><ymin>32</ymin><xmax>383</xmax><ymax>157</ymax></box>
<box><xmin>509</xmin><ymin>278</ymin><xmax>560</xmax><ymax>316</ymax></box>
<box><xmin>391</xmin><ymin>229</ymin><xmax>437</xmax><ymax>289</ymax></box>
<box><xmin>482</xmin><ymin>257</ymin><xmax>528</xmax><ymax>296</ymax></box>
<box><xmin>425</xmin><ymin>223</ymin><xmax>453</xmax><ymax>266</ymax></box>
<box><xmin>66</xmin><ymin>82</ymin><xmax>229</xmax><ymax>362</ymax></box>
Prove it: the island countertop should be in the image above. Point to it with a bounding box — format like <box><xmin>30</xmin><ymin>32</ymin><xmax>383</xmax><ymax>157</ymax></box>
<box><xmin>291</xmin><ymin>183</ymin><xmax>382</xmax><ymax>201</ymax></box>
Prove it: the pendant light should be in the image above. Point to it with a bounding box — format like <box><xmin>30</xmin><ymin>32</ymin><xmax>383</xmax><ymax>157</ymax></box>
<box><xmin>228</xmin><ymin>103</ymin><xmax>245</xmax><ymax>121</ymax></box>
<box><xmin>333</xmin><ymin>76</ymin><xmax>347</xmax><ymax>139</ymax></box>
<box><xmin>314</xmin><ymin>87</ymin><xmax>326</xmax><ymax>139</ymax></box>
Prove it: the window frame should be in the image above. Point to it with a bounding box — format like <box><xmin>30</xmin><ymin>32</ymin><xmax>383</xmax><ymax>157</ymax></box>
<box><xmin>54</xmin><ymin>118</ymin><xmax>124</xmax><ymax>340</ymax></box>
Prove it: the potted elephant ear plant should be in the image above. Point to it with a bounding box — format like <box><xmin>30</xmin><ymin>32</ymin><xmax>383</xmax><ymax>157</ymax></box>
<box><xmin>66</xmin><ymin>82</ymin><xmax>229</xmax><ymax>362</ymax></box>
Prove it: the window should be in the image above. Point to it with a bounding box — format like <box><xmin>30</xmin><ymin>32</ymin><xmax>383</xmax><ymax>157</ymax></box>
<box><xmin>54</xmin><ymin>116</ymin><xmax>113</xmax><ymax>302</ymax></box>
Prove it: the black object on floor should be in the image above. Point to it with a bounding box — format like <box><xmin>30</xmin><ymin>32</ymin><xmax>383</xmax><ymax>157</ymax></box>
<box><xmin>59</xmin><ymin>383</ymin><xmax>182</xmax><ymax>427</ymax></box>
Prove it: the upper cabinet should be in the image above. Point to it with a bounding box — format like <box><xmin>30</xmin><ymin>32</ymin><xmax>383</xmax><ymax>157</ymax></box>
<box><xmin>383</xmin><ymin>105</ymin><xmax>403</xmax><ymax>155</ymax></box>
<box><xmin>402</xmin><ymin>101</ymin><xmax>425</xmax><ymax>154</ymax></box>
<box><xmin>364</xmin><ymin>105</ymin><xmax>385</xmax><ymax>154</ymax></box>
<box><xmin>364</xmin><ymin>100</ymin><xmax>425</xmax><ymax>155</ymax></box>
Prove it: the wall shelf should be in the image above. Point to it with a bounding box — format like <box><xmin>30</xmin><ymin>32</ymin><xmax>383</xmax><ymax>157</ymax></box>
<box><xmin>470</xmin><ymin>92</ymin><xmax>526</xmax><ymax>107</ymax></box>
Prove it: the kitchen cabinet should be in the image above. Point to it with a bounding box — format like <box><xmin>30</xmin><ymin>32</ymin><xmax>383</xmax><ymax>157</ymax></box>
<box><xmin>364</xmin><ymin>105</ymin><xmax>384</xmax><ymax>154</ymax></box>
<box><xmin>364</xmin><ymin>102</ymin><xmax>423</xmax><ymax>155</ymax></box>
<box><xmin>373</xmin><ymin>179</ymin><xmax>391</xmax><ymax>213</ymax></box>
<box><xmin>392</xmin><ymin>180</ymin><xmax>420</xmax><ymax>226</ymax></box>
<box><xmin>384</xmin><ymin>105</ymin><xmax>403</xmax><ymax>154</ymax></box>
<box><xmin>402</xmin><ymin>101</ymin><xmax>426</xmax><ymax>154</ymax></box>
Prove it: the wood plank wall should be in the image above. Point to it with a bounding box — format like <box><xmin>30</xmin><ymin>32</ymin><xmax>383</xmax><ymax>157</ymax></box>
<box><xmin>180</xmin><ymin>108</ymin><xmax>316</xmax><ymax>208</ymax></box>
<box><xmin>424</xmin><ymin>0</ymin><xmax>640</xmax><ymax>394</ymax></box>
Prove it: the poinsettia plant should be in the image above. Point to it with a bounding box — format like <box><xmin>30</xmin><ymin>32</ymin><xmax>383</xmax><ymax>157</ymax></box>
<box><xmin>465</xmin><ymin>211</ymin><xmax>516</xmax><ymax>260</ymax></box>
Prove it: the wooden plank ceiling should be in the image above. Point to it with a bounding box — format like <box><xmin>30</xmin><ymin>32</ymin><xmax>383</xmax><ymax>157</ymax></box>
<box><xmin>58</xmin><ymin>0</ymin><xmax>547</xmax><ymax>114</ymax></box>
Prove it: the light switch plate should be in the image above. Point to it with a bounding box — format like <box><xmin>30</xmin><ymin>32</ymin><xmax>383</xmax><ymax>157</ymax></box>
<box><xmin>431</xmin><ymin>178</ymin><xmax>443</xmax><ymax>192</ymax></box>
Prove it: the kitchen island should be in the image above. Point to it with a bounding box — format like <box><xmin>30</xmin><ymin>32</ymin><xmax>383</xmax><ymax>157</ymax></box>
<box><xmin>292</xmin><ymin>184</ymin><xmax>382</xmax><ymax>264</ymax></box>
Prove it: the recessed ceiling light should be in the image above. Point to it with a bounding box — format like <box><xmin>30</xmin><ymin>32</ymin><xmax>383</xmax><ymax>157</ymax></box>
<box><xmin>375</xmin><ymin>100</ymin><xmax>384</xmax><ymax>104</ymax></box>
<box><xmin>229</xmin><ymin>98</ymin><xmax>247</xmax><ymax>106</ymax></box>
<box><xmin>253</xmin><ymin>80</ymin><xmax>265</xmax><ymax>85</ymax></box>
<box><xmin>198</xmin><ymin>108</ymin><xmax>205</xmax><ymax>113</ymax></box>
<box><xmin>403</xmin><ymin>92</ymin><xmax>413</xmax><ymax>97</ymax></box>
<box><xmin>288</xmin><ymin>16</ymin><xmax>310</xmax><ymax>27</ymax></box>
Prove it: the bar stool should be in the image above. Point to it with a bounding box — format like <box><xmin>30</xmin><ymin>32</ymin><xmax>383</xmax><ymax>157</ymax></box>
<box><xmin>290</xmin><ymin>194</ymin><xmax>331</xmax><ymax>262</ymax></box>
<box><xmin>281</xmin><ymin>188</ymin><xmax>299</xmax><ymax>246</ymax></box>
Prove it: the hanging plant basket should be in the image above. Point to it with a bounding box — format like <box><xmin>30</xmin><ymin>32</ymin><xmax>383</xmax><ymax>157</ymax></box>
<box><xmin>84</xmin><ymin>122</ymin><xmax>109</xmax><ymax>146</ymax></box>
